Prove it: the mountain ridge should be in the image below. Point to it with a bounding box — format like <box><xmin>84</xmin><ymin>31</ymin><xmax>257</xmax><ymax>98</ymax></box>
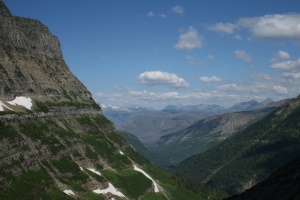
<box><xmin>174</xmin><ymin>95</ymin><xmax>300</xmax><ymax>195</ymax></box>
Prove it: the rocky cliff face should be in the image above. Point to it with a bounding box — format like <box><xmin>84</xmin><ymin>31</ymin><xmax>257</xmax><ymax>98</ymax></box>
<box><xmin>0</xmin><ymin>1</ymin><xmax>92</xmax><ymax>103</ymax></box>
<box><xmin>0</xmin><ymin>13</ymin><xmax>62</xmax><ymax>59</ymax></box>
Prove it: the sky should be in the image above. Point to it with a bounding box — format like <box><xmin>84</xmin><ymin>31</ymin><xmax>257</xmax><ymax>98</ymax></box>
<box><xmin>4</xmin><ymin>0</ymin><xmax>300</xmax><ymax>109</ymax></box>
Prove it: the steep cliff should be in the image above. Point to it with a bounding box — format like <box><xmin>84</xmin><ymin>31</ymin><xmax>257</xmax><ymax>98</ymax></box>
<box><xmin>0</xmin><ymin>1</ymin><xmax>218</xmax><ymax>199</ymax></box>
<box><xmin>0</xmin><ymin>1</ymin><xmax>92</xmax><ymax>103</ymax></box>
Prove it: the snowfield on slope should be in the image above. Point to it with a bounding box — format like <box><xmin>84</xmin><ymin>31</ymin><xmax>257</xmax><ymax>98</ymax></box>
<box><xmin>7</xmin><ymin>96</ymin><xmax>32</xmax><ymax>110</ymax></box>
<box><xmin>0</xmin><ymin>100</ymin><xmax>12</xmax><ymax>111</ymax></box>
<box><xmin>63</xmin><ymin>189</ymin><xmax>75</xmax><ymax>196</ymax></box>
<box><xmin>133</xmin><ymin>165</ymin><xmax>159</xmax><ymax>193</ymax></box>
<box><xmin>87</xmin><ymin>168</ymin><xmax>102</xmax><ymax>176</ymax></box>
<box><xmin>93</xmin><ymin>183</ymin><xmax>126</xmax><ymax>198</ymax></box>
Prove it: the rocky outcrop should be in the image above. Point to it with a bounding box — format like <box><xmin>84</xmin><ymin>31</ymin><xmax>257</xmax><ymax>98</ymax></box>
<box><xmin>0</xmin><ymin>0</ymin><xmax>93</xmax><ymax>104</ymax></box>
<box><xmin>0</xmin><ymin>1</ymin><xmax>62</xmax><ymax>59</ymax></box>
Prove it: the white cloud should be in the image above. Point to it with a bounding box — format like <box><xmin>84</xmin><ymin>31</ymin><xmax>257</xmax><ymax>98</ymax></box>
<box><xmin>147</xmin><ymin>11</ymin><xmax>155</xmax><ymax>17</ymax></box>
<box><xmin>186</xmin><ymin>55</ymin><xmax>202</xmax><ymax>66</ymax></box>
<box><xmin>234</xmin><ymin>50</ymin><xmax>252</xmax><ymax>62</ymax></box>
<box><xmin>218</xmin><ymin>84</ymin><xmax>239</xmax><ymax>92</ymax></box>
<box><xmin>270</xmin><ymin>50</ymin><xmax>290</xmax><ymax>63</ymax></box>
<box><xmin>270</xmin><ymin>50</ymin><xmax>291</xmax><ymax>63</ymax></box>
<box><xmin>270</xmin><ymin>58</ymin><xmax>300</xmax><ymax>72</ymax></box>
<box><xmin>174</xmin><ymin>27</ymin><xmax>203</xmax><ymax>51</ymax></box>
<box><xmin>199</xmin><ymin>76</ymin><xmax>222</xmax><ymax>82</ymax></box>
<box><xmin>282</xmin><ymin>72</ymin><xmax>300</xmax><ymax>80</ymax></box>
<box><xmin>138</xmin><ymin>71</ymin><xmax>190</xmax><ymax>88</ymax></box>
<box><xmin>207</xmin><ymin>22</ymin><xmax>238</xmax><ymax>34</ymax></box>
<box><xmin>273</xmin><ymin>86</ymin><xmax>288</xmax><ymax>94</ymax></box>
<box><xmin>171</xmin><ymin>5</ymin><xmax>185</xmax><ymax>15</ymax></box>
<box><xmin>277</xmin><ymin>50</ymin><xmax>290</xmax><ymax>59</ymax></box>
<box><xmin>252</xmin><ymin>73</ymin><xmax>272</xmax><ymax>81</ymax></box>
<box><xmin>238</xmin><ymin>14</ymin><xmax>300</xmax><ymax>39</ymax></box>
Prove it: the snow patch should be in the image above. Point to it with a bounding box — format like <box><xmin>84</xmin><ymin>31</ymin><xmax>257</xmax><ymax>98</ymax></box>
<box><xmin>87</xmin><ymin>168</ymin><xmax>102</xmax><ymax>176</ymax></box>
<box><xmin>93</xmin><ymin>183</ymin><xmax>125</xmax><ymax>198</ymax></box>
<box><xmin>119</xmin><ymin>151</ymin><xmax>124</xmax><ymax>155</ymax></box>
<box><xmin>0</xmin><ymin>100</ymin><xmax>12</xmax><ymax>111</ymax></box>
<box><xmin>133</xmin><ymin>165</ymin><xmax>159</xmax><ymax>193</ymax></box>
<box><xmin>63</xmin><ymin>189</ymin><xmax>75</xmax><ymax>196</ymax></box>
<box><xmin>7</xmin><ymin>96</ymin><xmax>32</xmax><ymax>110</ymax></box>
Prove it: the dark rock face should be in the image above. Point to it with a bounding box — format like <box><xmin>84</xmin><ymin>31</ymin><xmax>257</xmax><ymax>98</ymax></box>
<box><xmin>0</xmin><ymin>0</ymin><xmax>92</xmax><ymax>103</ymax></box>
<box><xmin>0</xmin><ymin>1</ymin><xmax>62</xmax><ymax>59</ymax></box>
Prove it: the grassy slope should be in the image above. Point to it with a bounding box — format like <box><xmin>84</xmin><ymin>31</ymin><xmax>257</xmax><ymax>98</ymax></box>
<box><xmin>0</xmin><ymin>103</ymin><xmax>224</xmax><ymax>199</ymax></box>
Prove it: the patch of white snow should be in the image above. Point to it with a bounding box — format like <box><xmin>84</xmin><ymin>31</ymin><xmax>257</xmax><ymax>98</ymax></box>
<box><xmin>93</xmin><ymin>183</ymin><xmax>125</xmax><ymax>198</ymax></box>
<box><xmin>87</xmin><ymin>168</ymin><xmax>102</xmax><ymax>176</ymax></box>
<box><xmin>0</xmin><ymin>100</ymin><xmax>12</xmax><ymax>111</ymax></box>
<box><xmin>63</xmin><ymin>189</ymin><xmax>75</xmax><ymax>196</ymax></box>
<box><xmin>133</xmin><ymin>165</ymin><xmax>159</xmax><ymax>193</ymax></box>
<box><xmin>7</xmin><ymin>96</ymin><xmax>32</xmax><ymax>110</ymax></box>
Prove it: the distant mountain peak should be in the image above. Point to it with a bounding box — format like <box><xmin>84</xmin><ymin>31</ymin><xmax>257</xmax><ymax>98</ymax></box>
<box><xmin>249</xmin><ymin>99</ymin><xmax>258</xmax><ymax>103</ymax></box>
<box><xmin>259</xmin><ymin>98</ymin><xmax>274</xmax><ymax>105</ymax></box>
<box><xmin>229</xmin><ymin>99</ymin><xmax>259</xmax><ymax>111</ymax></box>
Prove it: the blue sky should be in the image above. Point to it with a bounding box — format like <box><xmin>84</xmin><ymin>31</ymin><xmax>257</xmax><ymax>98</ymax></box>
<box><xmin>4</xmin><ymin>0</ymin><xmax>300</xmax><ymax>108</ymax></box>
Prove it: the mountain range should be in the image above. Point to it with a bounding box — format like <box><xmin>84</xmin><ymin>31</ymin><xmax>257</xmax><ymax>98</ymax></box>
<box><xmin>149</xmin><ymin>107</ymin><xmax>274</xmax><ymax>166</ymax></box>
<box><xmin>104</xmin><ymin>98</ymin><xmax>286</xmax><ymax>166</ymax></box>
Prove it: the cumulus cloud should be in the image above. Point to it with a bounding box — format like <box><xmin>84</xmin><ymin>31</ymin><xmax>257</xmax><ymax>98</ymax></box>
<box><xmin>138</xmin><ymin>71</ymin><xmax>190</xmax><ymax>88</ymax></box>
<box><xmin>199</xmin><ymin>76</ymin><xmax>222</xmax><ymax>82</ymax></box>
<box><xmin>174</xmin><ymin>27</ymin><xmax>203</xmax><ymax>51</ymax></box>
<box><xmin>273</xmin><ymin>86</ymin><xmax>288</xmax><ymax>94</ymax></box>
<box><xmin>207</xmin><ymin>22</ymin><xmax>238</xmax><ymax>34</ymax></box>
<box><xmin>238</xmin><ymin>14</ymin><xmax>300</xmax><ymax>39</ymax></box>
<box><xmin>218</xmin><ymin>84</ymin><xmax>239</xmax><ymax>92</ymax></box>
<box><xmin>171</xmin><ymin>5</ymin><xmax>185</xmax><ymax>15</ymax></box>
<box><xmin>277</xmin><ymin>50</ymin><xmax>290</xmax><ymax>59</ymax></box>
<box><xmin>252</xmin><ymin>73</ymin><xmax>272</xmax><ymax>81</ymax></box>
<box><xmin>270</xmin><ymin>58</ymin><xmax>300</xmax><ymax>72</ymax></box>
<box><xmin>234</xmin><ymin>50</ymin><xmax>252</xmax><ymax>62</ymax></box>
<box><xmin>282</xmin><ymin>72</ymin><xmax>300</xmax><ymax>80</ymax></box>
<box><xmin>270</xmin><ymin>50</ymin><xmax>291</xmax><ymax>63</ymax></box>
